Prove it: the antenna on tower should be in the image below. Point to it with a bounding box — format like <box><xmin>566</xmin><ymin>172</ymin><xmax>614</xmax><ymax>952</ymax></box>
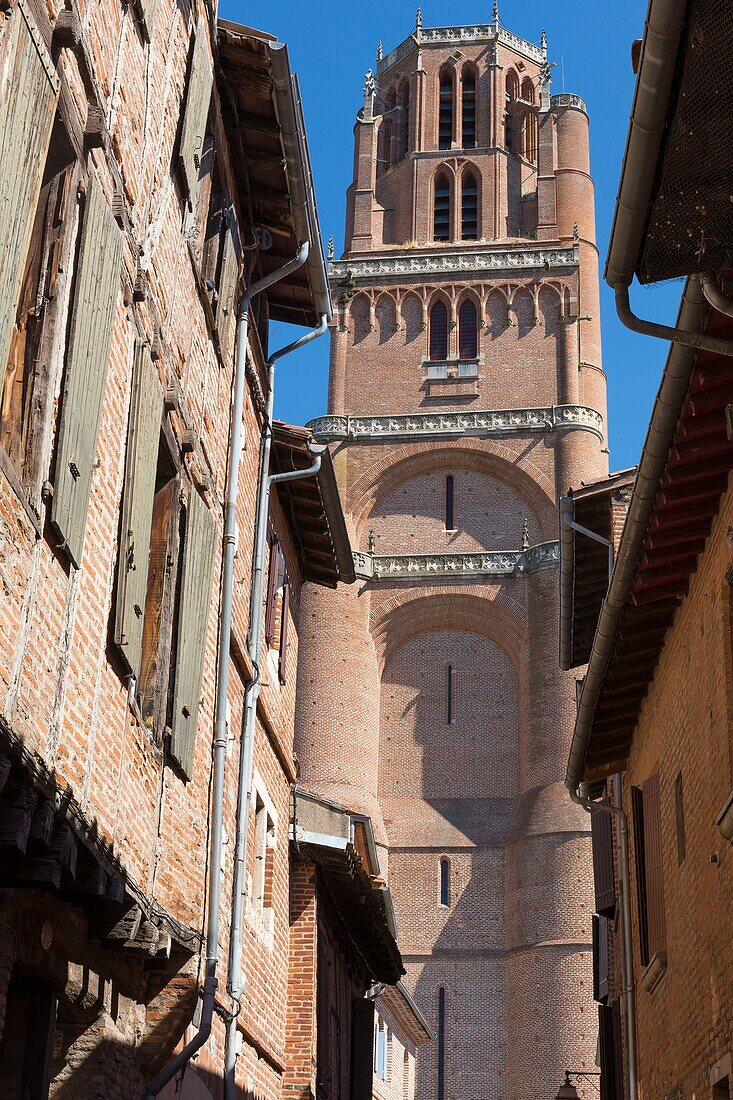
<box><xmin>561</xmin><ymin>55</ymin><xmax>566</xmax><ymax>91</ymax></box>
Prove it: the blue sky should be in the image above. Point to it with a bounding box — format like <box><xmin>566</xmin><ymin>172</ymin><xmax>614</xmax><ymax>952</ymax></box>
<box><xmin>219</xmin><ymin>0</ymin><xmax>683</xmax><ymax>473</ymax></box>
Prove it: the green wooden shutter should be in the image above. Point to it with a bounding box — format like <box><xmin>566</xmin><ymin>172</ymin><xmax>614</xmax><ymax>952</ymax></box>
<box><xmin>0</xmin><ymin>0</ymin><xmax>60</xmax><ymax>372</ymax></box>
<box><xmin>178</xmin><ymin>18</ymin><xmax>213</xmax><ymax>211</ymax></box>
<box><xmin>51</xmin><ymin>173</ymin><xmax>122</xmax><ymax>567</ymax></box>
<box><xmin>114</xmin><ymin>342</ymin><xmax>163</xmax><ymax>679</ymax></box>
<box><xmin>217</xmin><ymin>216</ymin><xmax>241</xmax><ymax>362</ymax></box>
<box><xmin>170</xmin><ymin>487</ymin><xmax>216</xmax><ymax>778</ymax></box>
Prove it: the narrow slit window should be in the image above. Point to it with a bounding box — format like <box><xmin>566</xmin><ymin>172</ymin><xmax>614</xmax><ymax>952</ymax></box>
<box><xmin>462</xmin><ymin>71</ymin><xmax>476</xmax><ymax>148</ymax></box>
<box><xmin>433</xmin><ymin>174</ymin><xmax>451</xmax><ymax>241</ymax></box>
<box><xmin>437</xmin><ymin>987</ymin><xmax>445</xmax><ymax>1100</ymax></box>
<box><xmin>439</xmin><ymin>857</ymin><xmax>450</xmax><ymax>906</ymax></box>
<box><xmin>438</xmin><ymin>73</ymin><xmax>454</xmax><ymax>149</ymax></box>
<box><xmin>458</xmin><ymin>299</ymin><xmax>478</xmax><ymax>358</ymax></box>
<box><xmin>399</xmin><ymin>80</ymin><xmax>410</xmax><ymax>159</ymax></box>
<box><xmin>461</xmin><ymin>173</ymin><xmax>478</xmax><ymax>240</ymax></box>
<box><xmin>429</xmin><ymin>301</ymin><xmax>449</xmax><ymax>360</ymax></box>
<box><xmin>445</xmin><ymin>476</ymin><xmax>455</xmax><ymax>531</ymax></box>
<box><xmin>446</xmin><ymin>663</ymin><xmax>455</xmax><ymax>724</ymax></box>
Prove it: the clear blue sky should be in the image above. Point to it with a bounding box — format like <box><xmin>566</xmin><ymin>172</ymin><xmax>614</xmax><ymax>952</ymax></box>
<box><xmin>219</xmin><ymin>0</ymin><xmax>683</xmax><ymax>473</ymax></box>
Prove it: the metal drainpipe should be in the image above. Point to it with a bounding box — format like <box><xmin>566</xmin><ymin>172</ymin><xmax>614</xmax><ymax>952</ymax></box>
<box><xmin>142</xmin><ymin>242</ymin><xmax>311</xmax><ymax>1100</ymax></box>
<box><xmin>699</xmin><ymin>272</ymin><xmax>733</xmax><ymax>320</ymax></box>
<box><xmin>614</xmin><ymin>282</ymin><xmax>733</xmax><ymax>358</ymax></box>
<box><xmin>569</xmin><ymin>784</ymin><xmax>637</xmax><ymax>1100</ymax></box>
<box><xmin>223</xmin><ymin>315</ymin><xmax>328</xmax><ymax>1098</ymax></box>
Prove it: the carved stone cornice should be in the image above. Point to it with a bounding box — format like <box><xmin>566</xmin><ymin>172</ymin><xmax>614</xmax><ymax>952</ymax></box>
<box><xmin>378</xmin><ymin>24</ymin><xmax>543</xmax><ymax>73</ymax></box>
<box><xmin>352</xmin><ymin>541</ymin><xmax>559</xmax><ymax>580</ymax></box>
<box><xmin>307</xmin><ymin>404</ymin><xmax>604</xmax><ymax>444</ymax></box>
<box><xmin>551</xmin><ymin>93</ymin><xmax>588</xmax><ymax>115</ymax></box>
<box><xmin>329</xmin><ymin>244</ymin><xmax>578</xmax><ymax>283</ymax></box>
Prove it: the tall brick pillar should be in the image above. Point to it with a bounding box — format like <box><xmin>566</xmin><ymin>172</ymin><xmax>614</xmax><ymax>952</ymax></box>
<box><xmin>295</xmin><ymin>15</ymin><xmax>608</xmax><ymax>1099</ymax></box>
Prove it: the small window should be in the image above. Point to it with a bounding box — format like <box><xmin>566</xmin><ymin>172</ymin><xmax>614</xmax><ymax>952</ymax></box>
<box><xmin>712</xmin><ymin>1076</ymin><xmax>730</xmax><ymax>1100</ymax></box>
<box><xmin>0</xmin><ymin>972</ymin><xmax>57</xmax><ymax>1094</ymax></box>
<box><xmin>462</xmin><ymin>70</ymin><xmax>476</xmax><ymax>148</ymax></box>
<box><xmin>429</xmin><ymin>301</ymin><xmax>449</xmax><ymax>360</ymax></box>
<box><xmin>437</xmin><ymin>987</ymin><xmax>446</xmax><ymax>1100</ymax></box>
<box><xmin>252</xmin><ymin>791</ymin><xmax>276</xmax><ymax>918</ymax></box>
<box><xmin>461</xmin><ymin>173</ymin><xmax>479</xmax><ymax>241</ymax></box>
<box><xmin>458</xmin><ymin>299</ymin><xmax>478</xmax><ymax>358</ymax></box>
<box><xmin>631</xmin><ymin>774</ymin><xmax>666</xmax><ymax>966</ymax></box>
<box><xmin>374</xmin><ymin>1017</ymin><xmax>388</xmax><ymax>1080</ymax></box>
<box><xmin>446</xmin><ymin>663</ymin><xmax>455</xmax><ymax>724</ymax></box>
<box><xmin>439</xmin><ymin>857</ymin><xmax>450</xmax><ymax>906</ymax></box>
<box><xmin>445</xmin><ymin>476</ymin><xmax>455</xmax><ymax>532</ymax></box>
<box><xmin>675</xmin><ymin>771</ymin><xmax>686</xmax><ymax>866</ymax></box>
<box><xmin>433</xmin><ymin>173</ymin><xmax>451</xmax><ymax>241</ymax></box>
<box><xmin>438</xmin><ymin>72</ymin><xmax>454</xmax><ymax>149</ymax></box>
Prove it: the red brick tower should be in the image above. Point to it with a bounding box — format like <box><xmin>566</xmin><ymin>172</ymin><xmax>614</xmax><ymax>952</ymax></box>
<box><xmin>295</xmin><ymin>9</ymin><xmax>607</xmax><ymax>1098</ymax></box>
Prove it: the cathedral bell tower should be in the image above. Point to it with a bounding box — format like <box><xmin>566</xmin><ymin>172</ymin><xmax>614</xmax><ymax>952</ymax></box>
<box><xmin>295</xmin><ymin>8</ymin><xmax>607</xmax><ymax>1098</ymax></box>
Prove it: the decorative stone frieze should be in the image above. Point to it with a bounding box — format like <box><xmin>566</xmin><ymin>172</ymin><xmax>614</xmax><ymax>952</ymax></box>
<box><xmin>352</xmin><ymin>540</ymin><xmax>560</xmax><ymax>580</ymax></box>
<box><xmin>329</xmin><ymin>244</ymin><xmax>578</xmax><ymax>283</ymax></box>
<box><xmin>551</xmin><ymin>93</ymin><xmax>588</xmax><ymax>114</ymax></box>
<box><xmin>307</xmin><ymin>404</ymin><xmax>604</xmax><ymax>443</ymax></box>
<box><xmin>378</xmin><ymin>23</ymin><xmax>543</xmax><ymax>72</ymax></box>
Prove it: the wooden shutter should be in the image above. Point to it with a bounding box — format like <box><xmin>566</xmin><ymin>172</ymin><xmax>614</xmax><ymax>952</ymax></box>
<box><xmin>217</xmin><ymin>216</ymin><xmax>241</xmax><ymax>362</ymax></box>
<box><xmin>643</xmin><ymin>773</ymin><xmax>666</xmax><ymax>959</ymax></box>
<box><xmin>458</xmin><ymin>298</ymin><xmax>478</xmax><ymax>358</ymax></box>
<box><xmin>631</xmin><ymin>785</ymin><xmax>650</xmax><ymax>966</ymax></box>
<box><xmin>591</xmin><ymin>806</ymin><xmax>616</xmax><ymax>916</ymax></box>
<box><xmin>113</xmin><ymin>343</ymin><xmax>163</xmax><ymax>679</ymax></box>
<box><xmin>592</xmin><ymin>914</ymin><xmax>609</xmax><ymax>1003</ymax></box>
<box><xmin>178</xmin><ymin>18</ymin><xmax>213</xmax><ymax>211</ymax></box>
<box><xmin>170</xmin><ymin>487</ymin><xmax>216</xmax><ymax>778</ymax></box>
<box><xmin>278</xmin><ymin>582</ymin><xmax>290</xmax><ymax>684</ymax></box>
<box><xmin>0</xmin><ymin>0</ymin><xmax>60</xmax><ymax>374</ymax></box>
<box><xmin>51</xmin><ymin>173</ymin><xmax>122</xmax><ymax>567</ymax></box>
<box><xmin>350</xmin><ymin>998</ymin><xmax>375</xmax><ymax>1100</ymax></box>
<box><xmin>264</xmin><ymin>538</ymin><xmax>281</xmax><ymax>645</ymax></box>
<box><xmin>429</xmin><ymin>301</ymin><xmax>448</xmax><ymax>360</ymax></box>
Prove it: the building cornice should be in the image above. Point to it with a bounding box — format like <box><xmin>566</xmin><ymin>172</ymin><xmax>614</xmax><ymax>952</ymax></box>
<box><xmin>352</xmin><ymin>541</ymin><xmax>559</xmax><ymax>580</ymax></box>
<box><xmin>307</xmin><ymin>404</ymin><xmax>604</xmax><ymax>444</ymax></box>
<box><xmin>330</xmin><ymin>244</ymin><xmax>578</xmax><ymax>283</ymax></box>
<box><xmin>378</xmin><ymin>24</ymin><xmax>544</xmax><ymax>75</ymax></box>
<box><xmin>551</xmin><ymin>92</ymin><xmax>588</xmax><ymax>115</ymax></box>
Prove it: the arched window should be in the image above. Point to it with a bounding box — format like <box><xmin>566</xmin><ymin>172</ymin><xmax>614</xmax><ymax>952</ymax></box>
<box><xmin>458</xmin><ymin>299</ymin><xmax>478</xmax><ymax>359</ymax></box>
<box><xmin>438</xmin><ymin>70</ymin><xmax>454</xmax><ymax>149</ymax></box>
<box><xmin>462</xmin><ymin>68</ymin><xmax>476</xmax><ymax>148</ymax></box>
<box><xmin>429</xmin><ymin>300</ymin><xmax>448</xmax><ymax>361</ymax></box>
<box><xmin>439</xmin><ymin>857</ymin><xmax>451</xmax><ymax>905</ymax></box>
<box><xmin>505</xmin><ymin>71</ymin><xmax>520</xmax><ymax>154</ymax></box>
<box><xmin>461</xmin><ymin>172</ymin><xmax>478</xmax><ymax>240</ymax></box>
<box><xmin>377</xmin><ymin>119</ymin><xmax>392</xmax><ymax>176</ymax></box>
<box><xmin>445</xmin><ymin>477</ymin><xmax>454</xmax><ymax>532</ymax></box>
<box><xmin>398</xmin><ymin>79</ymin><xmax>410</xmax><ymax>159</ymax></box>
<box><xmin>446</xmin><ymin>662</ymin><xmax>455</xmax><ymax>721</ymax></box>
<box><xmin>433</xmin><ymin>172</ymin><xmax>451</xmax><ymax>241</ymax></box>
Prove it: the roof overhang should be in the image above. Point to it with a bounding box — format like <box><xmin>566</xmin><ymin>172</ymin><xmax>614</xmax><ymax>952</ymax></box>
<box><xmin>271</xmin><ymin>421</ymin><xmax>355</xmax><ymax>588</ymax></box>
<box><xmin>568</xmin><ymin>278</ymin><xmax>733</xmax><ymax>787</ymax></box>
<box><xmin>217</xmin><ymin>21</ymin><xmax>331</xmax><ymax>327</ymax></box>
<box><xmin>605</xmin><ymin>0</ymin><xmax>733</xmax><ymax>288</ymax></box>
<box><xmin>377</xmin><ymin>982</ymin><xmax>434</xmax><ymax>1047</ymax></box>
<box><xmin>290</xmin><ymin>790</ymin><xmax>403</xmax><ymax>985</ymax></box>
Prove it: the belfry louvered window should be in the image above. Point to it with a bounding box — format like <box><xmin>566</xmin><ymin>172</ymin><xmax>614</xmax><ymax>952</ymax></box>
<box><xmin>458</xmin><ymin>300</ymin><xmax>478</xmax><ymax>359</ymax></box>
<box><xmin>461</xmin><ymin>173</ymin><xmax>478</xmax><ymax>240</ymax></box>
<box><xmin>434</xmin><ymin>174</ymin><xmax>451</xmax><ymax>241</ymax></box>
<box><xmin>462</xmin><ymin>70</ymin><xmax>476</xmax><ymax>148</ymax></box>
<box><xmin>429</xmin><ymin>301</ymin><xmax>448</xmax><ymax>361</ymax></box>
<box><xmin>438</xmin><ymin>72</ymin><xmax>454</xmax><ymax>149</ymax></box>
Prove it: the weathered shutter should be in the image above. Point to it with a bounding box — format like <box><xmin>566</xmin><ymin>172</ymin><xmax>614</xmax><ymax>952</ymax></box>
<box><xmin>51</xmin><ymin>173</ymin><xmax>122</xmax><ymax>567</ymax></box>
<box><xmin>631</xmin><ymin>785</ymin><xmax>650</xmax><ymax>966</ymax></box>
<box><xmin>643</xmin><ymin>772</ymin><xmax>666</xmax><ymax>959</ymax></box>
<box><xmin>598</xmin><ymin>1005</ymin><xmax>618</xmax><ymax>1100</ymax></box>
<box><xmin>135</xmin><ymin>0</ymin><xmax>157</xmax><ymax>42</ymax></box>
<box><xmin>278</xmin><ymin>582</ymin><xmax>290</xmax><ymax>684</ymax></box>
<box><xmin>350</xmin><ymin>998</ymin><xmax>375</xmax><ymax>1100</ymax></box>
<box><xmin>170</xmin><ymin>487</ymin><xmax>216</xmax><ymax>778</ymax></box>
<box><xmin>113</xmin><ymin>343</ymin><xmax>163</xmax><ymax>679</ymax></box>
<box><xmin>592</xmin><ymin>914</ymin><xmax>609</xmax><ymax>1003</ymax></box>
<box><xmin>591</xmin><ymin>805</ymin><xmax>616</xmax><ymax>916</ymax></box>
<box><xmin>217</xmin><ymin>216</ymin><xmax>241</xmax><ymax>362</ymax></box>
<box><xmin>264</xmin><ymin>537</ymin><xmax>280</xmax><ymax>645</ymax></box>
<box><xmin>178</xmin><ymin>18</ymin><xmax>213</xmax><ymax>211</ymax></box>
<box><xmin>0</xmin><ymin>0</ymin><xmax>60</xmax><ymax>373</ymax></box>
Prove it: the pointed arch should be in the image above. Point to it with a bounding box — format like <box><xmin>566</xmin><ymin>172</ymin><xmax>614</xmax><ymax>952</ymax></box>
<box><xmin>377</xmin><ymin>117</ymin><xmax>393</xmax><ymax>177</ymax></box>
<box><xmin>433</xmin><ymin>168</ymin><xmax>453</xmax><ymax>242</ymax></box>
<box><xmin>505</xmin><ymin>70</ymin><xmax>520</xmax><ymax>154</ymax></box>
<box><xmin>520</xmin><ymin>76</ymin><xmax>535</xmax><ymax>104</ymax></box>
<box><xmin>428</xmin><ymin>296</ymin><xmax>449</xmax><ymax>361</ymax></box>
<box><xmin>458</xmin><ymin>296</ymin><xmax>479</xmax><ymax>359</ymax></box>
<box><xmin>349</xmin><ymin>293</ymin><xmax>371</xmax><ymax>344</ymax></box>
<box><xmin>438</xmin><ymin>66</ymin><xmax>455</xmax><ymax>149</ymax></box>
<box><xmin>460</xmin><ymin>167</ymin><xmax>479</xmax><ymax>241</ymax></box>
<box><xmin>402</xmin><ymin>292</ymin><xmax>423</xmax><ymax>344</ymax></box>
<box><xmin>461</xmin><ymin>64</ymin><xmax>477</xmax><ymax>149</ymax></box>
<box><xmin>439</xmin><ymin>856</ymin><xmax>451</xmax><ymax>905</ymax></box>
<box><xmin>375</xmin><ymin>294</ymin><xmax>397</xmax><ymax>345</ymax></box>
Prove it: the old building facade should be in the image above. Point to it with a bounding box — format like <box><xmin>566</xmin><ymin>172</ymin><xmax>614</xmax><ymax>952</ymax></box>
<box><xmin>295</xmin><ymin>10</ymin><xmax>608</xmax><ymax>1099</ymax></box>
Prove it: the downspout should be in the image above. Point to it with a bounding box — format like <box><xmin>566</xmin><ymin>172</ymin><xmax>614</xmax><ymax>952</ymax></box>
<box><xmin>223</xmin><ymin>314</ymin><xmax>328</xmax><ymax>1098</ymax></box>
<box><xmin>614</xmin><ymin>283</ymin><xmax>733</xmax><ymax>358</ymax></box>
<box><xmin>699</xmin><ymin>272</ymin><xmax>733</xmax><ymax>320</ymax></box>
<box><xmin>569</xmin><ymin>784</ymin><xmax>637</xmax><ymax>1100</ymax></box>
<box><xmin>142</xmin><ymin>242</ymin><xmax>311</xmax><ymax>1100</ymax></box>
